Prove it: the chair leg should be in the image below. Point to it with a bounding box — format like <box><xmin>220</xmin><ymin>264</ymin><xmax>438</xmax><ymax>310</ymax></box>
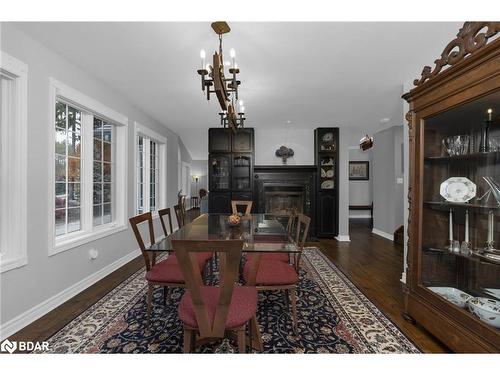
<box><xmin>290</xmin><ymin>288</ymin><xmax>298</xmax><ymax>334</ymax></box>
<box><xmin>251</xmin><ymin>315</ymin><xmax>263</xmax><ymax>351</ymax></box>
<box><xmin>283</xmin><ymin>290</ymin><xmax>290</xmax><ymax>309</ymax></box>
<box><xmin>183</xmin><ymin>328</ymin><xmax>192</xmax><ymax>353</ymax></box>
<box><xmin>237</xmin><ymin>329</ymin><xmax>246</xmax><ymax>353</ymax></box>
<box><xmin>248</xmin><ymin>321</ymin><xmax>253</xmax><ymax>353</ymax></box>
<box><xmin>146</xmin><ymin>284</ymin><xmax>154</xmax><ymax>327</ymax></box>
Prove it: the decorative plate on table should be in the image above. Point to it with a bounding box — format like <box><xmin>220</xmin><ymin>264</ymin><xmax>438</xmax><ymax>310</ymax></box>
<box><xmin>439</xmin><ymin>177</ymin><xmax>476</xmax><ymax>203</ymax></box>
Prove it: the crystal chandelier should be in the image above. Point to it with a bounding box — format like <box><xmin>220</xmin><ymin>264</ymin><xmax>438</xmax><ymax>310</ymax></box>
<box><xmin>197</xmin><ymin>21</ymin><xmax>245</xmax><ymax>130</ymax></box>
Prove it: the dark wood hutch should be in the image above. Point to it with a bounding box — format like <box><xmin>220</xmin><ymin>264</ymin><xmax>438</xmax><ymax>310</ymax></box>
<box><xmin>403</xmin><ymin>22</ymin><xmax>500</xmax><ymax>352</ymax></box>
<box><xmin>208</xmin><ymin>128</ymin><xmax>255</xmax><ymax>213</ymax></box>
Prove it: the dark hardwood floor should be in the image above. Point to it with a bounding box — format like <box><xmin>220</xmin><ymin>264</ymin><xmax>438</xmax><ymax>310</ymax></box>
<box><xmin>9</xmin><ymin>215</ymin><xmax>448</xmax><ymax>353</ymax></box>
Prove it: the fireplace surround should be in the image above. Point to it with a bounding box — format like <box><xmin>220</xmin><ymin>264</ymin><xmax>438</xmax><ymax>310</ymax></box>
<box><xmin>253</xmin><ymin>165</ymin><xmax>316</xmax><ymax>238</ymax></box>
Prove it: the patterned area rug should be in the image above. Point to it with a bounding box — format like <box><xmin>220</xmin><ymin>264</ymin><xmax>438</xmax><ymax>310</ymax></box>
<box><xmin>38</xmin><ymin>248</ymin><xmax>420</xmax><ymax>353</ymax></box>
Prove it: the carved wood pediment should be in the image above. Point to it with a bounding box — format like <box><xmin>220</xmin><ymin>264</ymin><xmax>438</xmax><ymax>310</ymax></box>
<box><xmin>414</xmin><ymin>22</ymin><xmax>500</xmax><ymax>87</ymax></box>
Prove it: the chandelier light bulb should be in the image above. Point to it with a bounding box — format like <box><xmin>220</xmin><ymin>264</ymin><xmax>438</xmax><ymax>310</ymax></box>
<box><xmin>487</xmin><ymin>108</ymin><xmax>493</xmax><ymax>121</ymax></box>
<box><xmin>239</xmin><ymin>100</ymin><xmax>244</xmax><ymax>107</ymax></box>
<box><xmin>230</xmin><ymin>48</ymin><xmax>236</xmax><ymax>58</ymax></box>
<box><xmin>240</xmin><ymin>105</ymin><xmax>245</xmax><ymax>113</ymax></box>
<box><xmin>200</xmin><ymin>49</ymin><xmax>206</xmax><ymax>59</ymax></box>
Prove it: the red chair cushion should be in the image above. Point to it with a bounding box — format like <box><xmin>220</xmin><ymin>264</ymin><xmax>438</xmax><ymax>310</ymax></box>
<box><xmin>179</xmin><ymin>286</ymin><xmax>258</xmax><ymax>330</ymax></box>
<box><xmin>243</xmin><ymin>259</ymin><xmax>299</xmax><ymax>286</ymax></box>
<box><xmin>145</xmin><ymin>253</ymin><xmax>210</xmax><ymax>284</ymax></box>
<box><xmin>246</xmin><ymin>253</ymin><xmax>289</xmax><ymax>263</ymax></box>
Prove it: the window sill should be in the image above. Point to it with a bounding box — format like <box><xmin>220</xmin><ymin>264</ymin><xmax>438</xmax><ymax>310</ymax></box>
<box><xmin>0</xmin><ymin>255</ymin><xmax>28</xmax><ymax>273</ymax></box>
<box><xmin>50</xmin><ymin>224</ymin><xmax>128</xmax><ymax>256</ymax></box>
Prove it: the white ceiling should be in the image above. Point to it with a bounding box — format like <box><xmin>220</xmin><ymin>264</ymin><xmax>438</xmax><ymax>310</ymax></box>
<box><xmin>14</xmin><ymin>22</ymin><xmax>463</xmax><ymax>159</ymax></box>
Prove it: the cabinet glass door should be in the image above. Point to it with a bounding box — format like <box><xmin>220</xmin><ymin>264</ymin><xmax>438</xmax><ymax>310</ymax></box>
<box><xmin>209</xmin><ymin>155</ymin><xmax>230</xmax><ymax>190</ymax></box>
<box><xmin>232</xmin><ymin>154</ymin><xmax>252</xmax><ymax>191</ymax></box>
<box><xmin>421</xmin><ymin>90</ymin><xmax>500</xmax><ymax>331</ymax></box>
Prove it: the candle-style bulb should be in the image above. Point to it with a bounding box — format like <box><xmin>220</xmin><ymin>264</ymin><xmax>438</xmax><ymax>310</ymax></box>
<box><xmin>238</xmin><ymin>100</ymin><xmax>244</xmax><ymax>107</ymax></box>
<box><xmin>240</xmin><ymin>105</ymin><xmax>245</xmax><ymax>113</ymax></box>
<box><xmin>230</xmin><ymin>48</ymin><xmax>236</xmax><ymax>58</ymax></box>
<box><xmin>200</xmin><ymin>49</ymin><xmax>206</xmax><ymax>59</ymax></box>
<box><xmin>488</xmin><ymin>108</ymin><xmax>493</xmax><ymax>121</ymax></box>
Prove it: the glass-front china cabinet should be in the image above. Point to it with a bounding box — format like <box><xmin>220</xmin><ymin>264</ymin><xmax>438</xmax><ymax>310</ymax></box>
<box><xmin>404</xmin><ymin>22</ymin><xmax>500</xmax><ymax>352</ymax></box>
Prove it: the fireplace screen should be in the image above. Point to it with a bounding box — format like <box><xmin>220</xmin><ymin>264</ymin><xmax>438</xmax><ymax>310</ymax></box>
<box><xmin>264</xmin><ymin>185</ymin><xmax>304</xmax><ymax>216</ymax></box>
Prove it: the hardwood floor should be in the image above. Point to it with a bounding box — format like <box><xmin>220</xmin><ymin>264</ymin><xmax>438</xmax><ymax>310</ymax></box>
<box><xmin>313</xmin><ymin>219</ymin><xmax>449</xmax><ymax>353</ymax></box>
<box><xmin>9</xmin><ymin>215</ymin><xmax>448</xmax><ymax>353</ymax></box>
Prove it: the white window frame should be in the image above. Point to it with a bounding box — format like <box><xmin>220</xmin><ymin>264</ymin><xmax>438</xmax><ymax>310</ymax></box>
<box><xmin>0</xmin><ymin>51</ymin><xmax>28</xmax><ymax>273</ymax></box>
<box><xmin>48</xmin><ymin>78</ymin><xmax>128</xmax><ymax>256</ymax></box>
<box><xmin>134</xmin><ymin>122</ymin><xmax>167</xmax><ymax>216</ymax></box>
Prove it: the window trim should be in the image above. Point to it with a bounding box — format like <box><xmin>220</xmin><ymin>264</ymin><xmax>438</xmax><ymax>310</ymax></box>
<box><xmin>134</xmin><ymin>122</ymin><xmax>167</xmax><ymax>216</ymax></box>
<box><xmin>0</xmin><ymin>51</ymin><xmax>28</xmax><ymax>273</ymax></box>
<box><xmin>48</xmin><ymin>78</ymin><xmax>128</xmax><ymax>256</ymax></box>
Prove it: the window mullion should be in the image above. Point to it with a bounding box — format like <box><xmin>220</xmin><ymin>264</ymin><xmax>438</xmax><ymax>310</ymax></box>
<box><xmin>82</xmin><ymin>113</ymin><xmax>94</xmax><ymax>232</ymax></box>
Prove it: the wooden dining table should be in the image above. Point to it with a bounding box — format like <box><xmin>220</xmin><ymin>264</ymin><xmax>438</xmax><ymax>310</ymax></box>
<box><xmin>147</xmin><ymin>213</ymin><xmax>301</xmax><ymax>351</ymax></box>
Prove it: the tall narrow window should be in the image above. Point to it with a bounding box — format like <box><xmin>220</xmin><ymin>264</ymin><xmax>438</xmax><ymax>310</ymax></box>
<box><xmin>1</xmin><ymin>51</ymin><xmax>28</xmax><ymax>273</ymax></box>
<box><xmin>93</xmin><ymin>117</ymin><xmax>114</xmax><ymax>226</ymax></box>
<box><xmin>135</xmin><ymin>125</ymin><xmax>166</xmax><ymax>215</ymax></box>
<box><xmin>54</xmin><ymin>102</ymin><xmax>82</xmax><ymax>236</ymax></box>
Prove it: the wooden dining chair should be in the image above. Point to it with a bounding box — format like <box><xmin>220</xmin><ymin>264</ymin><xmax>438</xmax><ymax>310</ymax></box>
<box><xmin>231</xmin><ymin>200</ymin><xmax>253</xmax><ymax>215</ymax></box>
<box><xmin>129</xmin><ymin>212</ymin><xmax>211</xmax><ymax>327</ymax></box>
<box><xmin>158</xmin><ymin>208</ymin><xmax>174</xmax><ymax>237</ymax></box>
<box><xmin>190</xmin><ymin>196</ymin><xmax>200</xmax><ymax>208</ymax></box>
<box><xmin>172</xmin><ymin>239</ymin><xmax>261</xmax><ymax>353</ymax></box>
<box><xmin>173</xmin><ymin>203</ymin><xmax>185</xmax><ymax>228</ymax></box>
<box><xmin>243</xmin><ymin>213</ymin><xmax>311</xmax><ymax>334</ymax></box>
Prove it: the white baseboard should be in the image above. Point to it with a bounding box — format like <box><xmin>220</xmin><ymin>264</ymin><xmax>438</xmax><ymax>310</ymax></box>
<box><xmin>335</xmin><ymin>235</ymin><xmax>351</xmax><ymax>242</ymax></box>
<box><xmin>372</xmin><ymin>228</ymin><xmax>394</xmax><ymax>241</ymax></box>
<box><xmin>0</xmin><ymin>248</ymin><xmax>141</xmax><ymax>340</ymax></box>
<box><xmin>348</xmin><ymin>214</ymin><xmax>372</xmax><ymax>219</ymax></box>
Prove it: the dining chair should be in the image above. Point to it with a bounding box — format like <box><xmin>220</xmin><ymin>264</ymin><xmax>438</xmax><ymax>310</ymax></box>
<box><xmin>246</xmin><ymin>210</ymin><xmax>297</xmax><ymax>264</ymax></box>
<box><xmin>172</xmin><ymin>239</ymin><xmax>261</xmax><ymax>353</ymax></box>
<box><xmin>173</xmin><ymin>203</ymin><xmax>185</xmax><ymax>228</ymax></box>
<box><xmin>158</xmin><ymin>208</ymin><xmax>174</xmax><ymax>237</ymax></box>
<box><xmin>231</xmin><ymin>200</ymin><xmax>253</xmax><ymax>215</ymax></box>
<box><xmin>129</xmin><ymin>212</ymin><xmax>211</xmax><ymax>327</ymax></box>
<box><xmin>190</xmin><ymin>196</ymin><xmax>200</xmax><ymax>208</ymax></box>
<box><xmin>243</xmin><ymin>213</ymin><xmax>311</xmax><ymax>334</ymax></box>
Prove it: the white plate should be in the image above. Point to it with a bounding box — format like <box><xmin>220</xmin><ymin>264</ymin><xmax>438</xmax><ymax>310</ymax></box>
<box><xmin>321</xmin><ymin>180</ymin><xmax>334</xmax><ymax>189</ymax></box>
<box><xmin>326</xmin><ymin>170</ymin><xmax>334</xmax><ymax>178</ymax></box>
<box><xmin>428</xmin><ymin>287</ymin><xmax>472</xmax><ymax>308</ymax></box>
<box><xmin>484</xmin><ymin>288</ymin><xmax>500</xmax><ymax>300</ymax></box>
<box><xmin>439</xmin><ymin>177</ymin><xmax>476</xmax><ymax>203</ymax></box>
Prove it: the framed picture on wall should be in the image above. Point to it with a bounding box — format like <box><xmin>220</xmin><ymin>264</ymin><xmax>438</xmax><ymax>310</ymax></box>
<box><xmin>349</xmin><ymin>161</ymin><xmax>369</xmax><ymax>180</ymax></box>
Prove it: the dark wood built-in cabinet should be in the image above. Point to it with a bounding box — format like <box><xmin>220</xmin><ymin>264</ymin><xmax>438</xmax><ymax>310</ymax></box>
<box><xmin>208</xmin><ymin>128</ymin><xmax>255</xmax><ymax>213</ymax></box>
<box><xmin>314</xmin><ymin>128</ymin><xmax>339</xmax><ymax>237</ymax></box>
<box><xmin>403</xmin><ymin>22</ymin><xmax>500</xmax><ymax>352</ymax></box>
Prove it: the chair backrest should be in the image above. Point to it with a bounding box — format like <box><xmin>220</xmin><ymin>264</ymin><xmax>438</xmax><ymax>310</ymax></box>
<box><xmin>158</xmin><ymin>208</ymin><xmax>174</xmax><ymax>237</ymax></box>
<box><xmin>129</xmin><ymin>212</ymin><xmax>155</xmax><ymax>271</ymax></box>
<box><xmin>293</xmin><ymin>214</ymin><xmax>311</xmax><ymax>270</ymax></box>
<box><xmin>231</xmin><ymin>200</ymin><xmax>252</xmax><ymax>215</ymax></box>
<box><xmin>172</xmin><ymin>239</ymin><xmax>244</xmax><ymax>338</ymax></box>
<box><xmin>286</xmin><ymin>209</ymin><xmax>298</xmax><ymax>237</ymax></box>
<box><xmin>173</xmin><ymin>203</ymin><xmax>185</xmax><ymax>228</ymax></box>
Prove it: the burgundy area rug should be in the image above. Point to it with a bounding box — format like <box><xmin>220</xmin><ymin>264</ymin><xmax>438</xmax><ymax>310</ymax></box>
<box><xmin>36</xmin><ymin>248</ymin><xmax>420</xmax><ymax>353</ymax></box>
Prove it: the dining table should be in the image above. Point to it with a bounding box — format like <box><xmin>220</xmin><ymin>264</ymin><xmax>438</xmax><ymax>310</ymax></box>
<box><xmin>147</xmin><ymin>213</ymin><xmax>302</xmax><ymax>351</ymax></box>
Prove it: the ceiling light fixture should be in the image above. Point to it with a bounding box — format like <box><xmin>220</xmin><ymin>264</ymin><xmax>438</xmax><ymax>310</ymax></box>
<box><xmin>197</xmin><ymin>21</ymin><xmax>244</xmax><ymax>131</ymax></box>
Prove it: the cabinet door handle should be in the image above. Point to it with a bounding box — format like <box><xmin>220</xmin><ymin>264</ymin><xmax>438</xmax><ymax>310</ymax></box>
<box><xmin>254</xmin><ymin>174</ymin><xmax>259</xmax><ymax>179</ymax></box>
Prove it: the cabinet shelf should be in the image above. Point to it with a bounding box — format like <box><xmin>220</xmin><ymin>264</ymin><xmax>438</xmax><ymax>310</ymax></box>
<box><xmin>424</xmin><ymin>201</ymin><xmax>500</xmax><ymax>215</ymax></box>
<box><xmin>423</xmin><ymin>246</ymin><xmax>500</xmax><ymax>267</ymax></box>
<box><xmin>424</xmin><ymin>151</ymin><xmax>500</xmax><ymax>162</ymax></box>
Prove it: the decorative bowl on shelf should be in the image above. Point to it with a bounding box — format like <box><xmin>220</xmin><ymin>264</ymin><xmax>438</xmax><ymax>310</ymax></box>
<box><xmin>467</xmin><ymin>297</ymin><xmax>500</xmax><ymax>328</ymax></box>
<box><xmin>442</xmin><ymin>135</ymin><xmax>469</xmax><ymax>156</ymax></box>
<box><xmin>428</xmin><ymin>287</ymin><xmax>472</xmax><ymax>308</ymax></box>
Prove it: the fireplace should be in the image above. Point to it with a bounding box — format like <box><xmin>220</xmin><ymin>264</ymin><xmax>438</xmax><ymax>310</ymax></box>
<box><xmin>254</xmin><ymin>165</ymin><xmax>316</xmax><ymax>238</ymax></box>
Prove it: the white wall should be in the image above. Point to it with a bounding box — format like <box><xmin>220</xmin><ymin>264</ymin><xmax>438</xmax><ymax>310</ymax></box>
<box><xmin>254</xmin><ymin>128</ymin><xmax>314</xmax><ymax>165</ymax></box>
<box><xmin>372</xmin><ymin>125</ymin><xmax>404</xmax><ymax>240</ymax></box>
<box><xmin>190</xmin><ymin>159</ymin><xmax>208</xmax><ymax>197</ymax></box>
<box><xmin>0</xmin><ymin>23</ymin><xmax>192</xmax><ymax>338</ymax></box>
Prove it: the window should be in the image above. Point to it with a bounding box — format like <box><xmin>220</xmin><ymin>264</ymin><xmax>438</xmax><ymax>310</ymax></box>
<box><xmin>135</xmin><ymin>123</ymin><xmax>166</xmax><ymax>215</ymax></box>
<box><xmin>49</xmin><ymin>78</ymin><xmax>128</xmax><ymax>255</ymax></box>
<box><xmin>0</xmin><ymin>52</ymin><xmax>28</xmax><ymax>273</ymax></box>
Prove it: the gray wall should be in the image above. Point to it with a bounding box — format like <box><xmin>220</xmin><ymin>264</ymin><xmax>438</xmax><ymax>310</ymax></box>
<box><xmin>190</xmin><ymin>159</ymin><xmax>208</xmax><ymax>197</ymax></box>
<box><xmin>348</xmin><ymin>147</ymin><xmax>373</xmax><ymax>217</ymax></box>
<box><xmin>0</xmin><ymin>24</ymin><xmax>192</xmax><ymax>331</ymax></box>
<box><xmin>372</xmin><ymin>125</ymin><xmax>404</xmax><ymax>237</ymax></box>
